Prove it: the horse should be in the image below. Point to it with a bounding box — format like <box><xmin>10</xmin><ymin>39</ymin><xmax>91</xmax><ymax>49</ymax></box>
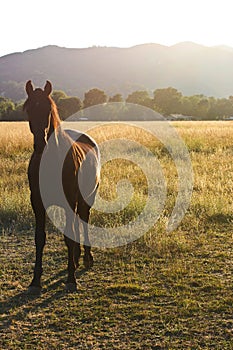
<box><xmin>23</xmin><ymin>80</ymin><xmax>100</xmax><ymax>293</ymax></box>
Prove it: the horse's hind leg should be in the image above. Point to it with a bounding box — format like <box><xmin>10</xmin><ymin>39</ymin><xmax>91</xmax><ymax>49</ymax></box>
<box><xmin>83</xmin><ymin>222</ymin><xmax>93</xmax><ymax>269</ymax></box>
<box><xmin>73</xmin><ymin>242</ymin><xmax>81</xmax><ymax>269</ymax></box>
<box><xmin>73</xmin><ymin>215</ymin><xmax>81</xmax><ymax>269</ymax></box>
<box><xmin>64</xmin><ymin>212</ymin><xmax>78</xmax><ymax>292</ymax></box>
<box><xmin>64</xmin><ymin>236</ymin><xmax>77</xmax><ymax>292</ymax></box>
<box><xmin>78</xmin><ymin>201</ymin><xmax>93</xmax><ymax>269</ymax></box>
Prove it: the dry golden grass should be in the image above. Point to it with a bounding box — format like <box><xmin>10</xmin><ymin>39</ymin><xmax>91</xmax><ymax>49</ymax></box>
<box><xmin>0</xmin><ymin>122</ymin><xmax>32</xmax><ymax>155</ymax></box>
<box><xmin>0</xmin><ymin>120</ymin><xmax>232</xmax><ymax>234</ymax></box>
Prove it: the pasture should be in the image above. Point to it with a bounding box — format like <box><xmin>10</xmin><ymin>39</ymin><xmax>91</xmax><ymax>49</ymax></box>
<box><xmin>0</xmin><ymin>121</ymin><xmax>233</xmax><ymax>349</ymax></box>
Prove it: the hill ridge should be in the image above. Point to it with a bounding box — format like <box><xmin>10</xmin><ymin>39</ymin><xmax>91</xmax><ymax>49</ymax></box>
<box><xmin>1</xmin><ymin>42</ymin><xmax>233</xmax><ymax>100</ymax></box>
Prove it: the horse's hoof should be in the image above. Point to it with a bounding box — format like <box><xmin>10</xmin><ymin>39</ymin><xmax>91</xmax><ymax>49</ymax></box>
<box><xmin>83</xmin><ymin>255</ymin><xmax>94</xmax><ymax>269</ymax></box>
<box><xmin>65</xmin><ymin>283</ymin><xmax>77</xmax><ymax>293</ymax></box>
<box><xmin>26</xmin><ymin>285</ymin><xmax>42</xmax><ymax>295</ymax></box>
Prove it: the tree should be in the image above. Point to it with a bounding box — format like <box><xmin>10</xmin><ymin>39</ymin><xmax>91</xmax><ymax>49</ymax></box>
<box><xmin>212</xmin><ymin>98</ymin><xmax>233</xmax><ymax>119</ymax></box>
<box><xmin>83</xmin><ymin>88</ymin><xmax>107</xmax><ymax>109</ymax></box>
<box><xmin>181</xmin><ymin>95</ymin><xmax>209</xmax><ymax>118</ymax></box>
<box><xmin>126</xmin><ymin>90</ymin><xmax>153</xmax><ymax>108</ymax></box>
<box><xmin>57</xmin><ymin>97</ymin><xmax>82</xmax><ymax>119</ymax></box>
<box><xmin>108</xmin><ymin>94</ymin><xmax>123</xmax><ymax>103</ymax></box>
<box><xmin>6</xmin><ymin>103</ymin><xmax>25</xmax><ymax>121</ymax></box>
<box><xmin>0</xmin><ymin>97</ymin><xmax>15</xmax><ymax>120</ymax></box>
<box><xmin>153</xmin><ymin>87</ymin><xmax>182</xmax><ymax>115</ymax></box>
<box><xmin>52</xmin><ymin>90</ymin><xmax>67</xmax><ymax>104</ymax></box>
<box><xmin>197</xmin><ymin>98</ymin><xmax>209</xmax><ymax>119</ymax></box>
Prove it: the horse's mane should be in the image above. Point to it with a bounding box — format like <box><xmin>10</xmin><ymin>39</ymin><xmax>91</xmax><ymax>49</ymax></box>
<box><xmin>49</xmin><ymin>97</ymin><xmax>86</xmax><ymax>165</ymax></box>
<box><xmin>49</xmin><ymin>96</ymin><xmax>61</xmax><ymax>130</ymax></box>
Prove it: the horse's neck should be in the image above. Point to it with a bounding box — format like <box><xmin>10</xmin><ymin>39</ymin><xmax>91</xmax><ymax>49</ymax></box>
<box><xmin>48</xmin><ymin>126</ymin><xmax>71</xmax><ymax>151</ymax></box>
<box><xmin>47</xmin><ymin>111</ymin><xmax>62</xmax><ymax>141</ymax></box>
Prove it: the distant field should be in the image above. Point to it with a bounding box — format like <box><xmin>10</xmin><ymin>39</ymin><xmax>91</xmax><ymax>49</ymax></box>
<box><xmin>0</xmin><ymin>121</ymin><xmax>233</xmax><ymax>349</ymax></box>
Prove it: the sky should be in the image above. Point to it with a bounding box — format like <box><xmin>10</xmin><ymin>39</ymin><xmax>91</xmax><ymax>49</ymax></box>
<box><xmin>1</xmin><ymin>0</ymin><xmax>233</xmax><ymax>57</ymax></box>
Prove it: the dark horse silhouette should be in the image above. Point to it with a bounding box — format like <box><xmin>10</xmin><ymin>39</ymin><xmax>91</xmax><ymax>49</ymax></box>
<box><xmin>23</xmin><ymin>80</ymin><xmax>100</xmax><ymax>293</ymax></box>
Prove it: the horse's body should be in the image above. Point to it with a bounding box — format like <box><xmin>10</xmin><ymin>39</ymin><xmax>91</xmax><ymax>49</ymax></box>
<box><xmin>24</xmin><ymin>80</ymin><xmax>100</xmax><ymax>293</ymax></box>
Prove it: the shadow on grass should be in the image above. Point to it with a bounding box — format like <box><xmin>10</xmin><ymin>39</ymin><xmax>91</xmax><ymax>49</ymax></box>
<box><xmin>207</xmin><ymin>213</ymin><xmax>233</xmax><ymax>224</ymax></box>
<box><xmin>0</xmin><ymin>267</ymin><xmax>88</xmax><ymax>329</ymax></box>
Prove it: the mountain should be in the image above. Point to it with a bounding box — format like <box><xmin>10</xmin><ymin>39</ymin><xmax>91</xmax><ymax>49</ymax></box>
<box><xmin>1</xmin><ymin>42</ymin><xmax>233</xmax><ymax>101</ymax></box>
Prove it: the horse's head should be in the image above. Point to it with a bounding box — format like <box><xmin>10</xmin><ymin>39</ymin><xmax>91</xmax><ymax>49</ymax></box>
<box><xmin>24</xmin><ymin>80</ymin><xmax>53</xmax><ymax>153</ymax></box>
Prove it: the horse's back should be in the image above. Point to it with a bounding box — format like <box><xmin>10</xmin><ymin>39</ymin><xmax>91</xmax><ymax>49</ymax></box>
<box><xmin>65</xmin><ymin>129</ymin><xmax>98</xmax><ymax>148</ymax></box>
<box><xmin>65</xmin><ymin>129</ymin><xmax>100</xmax><ymax>206</ymax></box>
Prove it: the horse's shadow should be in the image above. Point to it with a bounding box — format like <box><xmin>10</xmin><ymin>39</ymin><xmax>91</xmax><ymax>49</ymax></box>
<box><xmin>1</xmin><ymin>268</ymin><xmax>88</xmax><ymax>329</ymax></box>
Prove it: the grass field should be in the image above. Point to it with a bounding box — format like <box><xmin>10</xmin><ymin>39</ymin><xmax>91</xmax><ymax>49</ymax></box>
<box><xmin>0</xmin><ymin>121</ymin><xmax>233</xmax><ymax>349</ymax></box>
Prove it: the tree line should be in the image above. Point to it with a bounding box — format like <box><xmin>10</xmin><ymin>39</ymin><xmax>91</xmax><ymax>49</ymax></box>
<box><xmin>1</xmin><ymin>87</ymin><xmax>233</xmax><ymax>121</ymax></box>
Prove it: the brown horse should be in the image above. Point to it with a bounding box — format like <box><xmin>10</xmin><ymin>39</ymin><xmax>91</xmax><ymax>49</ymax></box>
<box><xmin>24</xmin><ymin>80</ymin><xmax>100</xmax><ymax>293</ymax></box>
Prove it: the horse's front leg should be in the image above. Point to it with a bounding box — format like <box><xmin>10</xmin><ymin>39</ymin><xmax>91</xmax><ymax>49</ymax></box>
<box><xmin>28</xmin><ymin>194</ymin><xmax>46</xmax><ymax>294</ymax></box>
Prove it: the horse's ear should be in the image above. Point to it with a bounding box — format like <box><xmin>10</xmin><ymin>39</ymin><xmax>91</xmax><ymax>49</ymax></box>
<box><xmin>25</xmin><ymin>80</ymin><xmax>34</xmax><ymax>96</ymax></box>
<box><xmin>44</xmin><ymin>80</ymin><xmax>52</xmax><ymax>96</ymax></box>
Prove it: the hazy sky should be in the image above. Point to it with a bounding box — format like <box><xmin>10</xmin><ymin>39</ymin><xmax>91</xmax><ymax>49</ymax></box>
<box><xmin>1</xmin><ymin>0</ymin><xmax>233</xmax><ymax>57</ymax></box>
